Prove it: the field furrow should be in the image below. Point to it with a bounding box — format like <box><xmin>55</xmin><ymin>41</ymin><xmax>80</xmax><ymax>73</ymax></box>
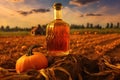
<box><xmin>0</xmin><ymin>34</ymin><xmax>120</xmax><ymax>68</ymax></box>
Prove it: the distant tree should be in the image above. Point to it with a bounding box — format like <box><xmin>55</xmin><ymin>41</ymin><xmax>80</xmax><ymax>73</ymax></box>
<box><xmin>0</xmin><ymin>25</ymin><xmax>4</xmax><ymax>31</ymax></box>
<box><xmin>110</xmin><ymin>23</ymin><xmax>113</xmax><ymax>28</ymax></box>
<box><xmin>5</xmin><ymin>25</ymin><xmax>10</xmax><ymax>31</ymax></box>
<box><xmin>15</xmin><ymin>26</ymin><xmax>19</xmax><ymax>31</ymax></box>
<box><xmin>106</xmin><ymin>23</ymin><xmax>110</xmax><ymax>28</ymax></box>
<box><xmin>117</xmin><ymin>22</ymin><xmax>120</xmax><ymax>28</ymax></box>
<box><xmin>71</xmin><ymin>24</ymin><xmax>79</xmax><ymax>29</ymax></box>
<box><xmin>90</xmin><ymin>24</ymin><xmax>93</xmax><ymax>28</ymax></box>
<box><xmin>94</xmin><ymin>24</ymin><xmax>101</xmax><ymax>29</ymax></box>
<box><xmin>86</xmin><ymin>23</ymin><xmax>90</xmax><ymax>28</ymax></box>
<box><xmin>81</xmin><ymin>24</ymin><xmax>85</xmax><ymax>29</ymax></box>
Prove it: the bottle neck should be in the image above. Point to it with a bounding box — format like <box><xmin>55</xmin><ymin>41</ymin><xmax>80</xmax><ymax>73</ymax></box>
<box><xmin>54</xmin><ymin>9</ymin><xmax>62</xmax><ymax>20</ymax></box>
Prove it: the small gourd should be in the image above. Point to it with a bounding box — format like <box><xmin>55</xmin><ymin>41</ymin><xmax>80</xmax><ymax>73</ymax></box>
<box><xmin>16</xmin><ymin>45</ymin><xmax>48</xmax><ymax>73</ymax></box>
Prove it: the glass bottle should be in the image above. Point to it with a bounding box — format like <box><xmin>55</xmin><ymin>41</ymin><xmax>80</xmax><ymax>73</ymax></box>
<box><xmin>46</xmin><ymin>3</ymin><xmax>70</xmax><ymax>56</ymax></box>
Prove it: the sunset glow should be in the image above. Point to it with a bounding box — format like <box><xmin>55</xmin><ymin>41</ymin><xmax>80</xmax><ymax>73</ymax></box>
<box><xmin>0</xmin><ymin>0</ymin><xmax>120</xmax><ymax>27</ymax></box>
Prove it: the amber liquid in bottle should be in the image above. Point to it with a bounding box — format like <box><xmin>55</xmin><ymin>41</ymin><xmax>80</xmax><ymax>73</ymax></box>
<box><xmin>46</xmin><ymin>3</ymin><xmax>70</xmax><ymax>56</ymax></box>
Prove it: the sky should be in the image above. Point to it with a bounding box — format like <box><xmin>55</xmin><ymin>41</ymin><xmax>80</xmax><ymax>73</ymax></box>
<box><xmin>0</xmin><ymin>0</ymin><xmax>120</xmax><ymax>28</ymax></box>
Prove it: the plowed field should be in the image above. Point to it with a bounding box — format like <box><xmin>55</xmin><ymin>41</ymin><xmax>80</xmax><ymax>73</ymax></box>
<box><xmin>0</xmin><ymin>34</ymin><xmax>120</xmax><ymax>68</ymax></box>
<box><xmin>0</xmin><ymin>34</ymin><xmax>120</xmax><ymax>80</ymax></box>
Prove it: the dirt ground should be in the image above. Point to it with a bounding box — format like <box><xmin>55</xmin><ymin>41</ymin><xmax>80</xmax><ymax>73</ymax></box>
<box><xmin>0</xmin><ymin>34</ymin><xmax>120</xmax><ymax>80</ymax></box>
<box><xmin>0</xmin><ymin>34</ymin><xmax>120</xmax><ymax>68</ymax></box>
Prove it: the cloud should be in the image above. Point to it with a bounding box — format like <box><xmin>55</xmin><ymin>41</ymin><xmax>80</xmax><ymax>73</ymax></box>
<box><xmin>78</xmin><ymin>13</ymin><xmax>103</xmax><ymax>17</ymax></box>
<box><xmin>7</xmin><ymin>0</ymin><xmax>24</xmax><ymax>3</ymax></box>
<box><xmin>86</xmin><ymin>13</ymin><xmax>103</xmax><ymax>16</ymax></box>
<box><xmin>17</xmin><ymin>8</ymin><xmax>50</xmax><ymax>16</ymax></box>
<box><xmin>17</xmin><ymin>11</ymin><xmax>32</xmax><ymax>16</ymax></box>
<box><xmin>32</xmin><ymin>9</ymin><xmax>50</xmax><ymax>13</ymax></box>
<box><xmin>69</xmin><ymin>0</ymin><xmax>100</xmax><ymax>6</ymax></box>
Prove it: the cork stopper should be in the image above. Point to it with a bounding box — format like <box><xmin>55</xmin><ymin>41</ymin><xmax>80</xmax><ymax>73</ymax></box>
<box><xmin>53</xmin><ymin>3</ymin><xmax>62</xmax><ymax>10</ymax></box>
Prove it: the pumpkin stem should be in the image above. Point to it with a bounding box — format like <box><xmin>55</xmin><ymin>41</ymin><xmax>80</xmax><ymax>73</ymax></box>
<box><xmin>27</xmin><ymin>45</ymin><xmax>39</xmax><ymax>56</ymax></box>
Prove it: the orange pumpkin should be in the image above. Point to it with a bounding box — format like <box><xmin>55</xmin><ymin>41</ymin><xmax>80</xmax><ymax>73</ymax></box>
<box><xmin>16</xmin><ymin>45</ymin><xmax>48</xmax><ymax>73</ymax></box>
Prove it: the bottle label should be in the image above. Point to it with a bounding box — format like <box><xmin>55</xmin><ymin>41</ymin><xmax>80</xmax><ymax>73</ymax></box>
<box><xmin>46</xmin><ymin>25</ymin><xmax>69</xmax><ymax>52</ymax></box>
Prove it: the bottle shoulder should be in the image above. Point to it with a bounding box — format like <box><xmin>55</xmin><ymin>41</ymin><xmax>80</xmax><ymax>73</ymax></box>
<box><xmin>48</xmin><ymin>19</ymin><xmax>69</xmax><ymax>26</ymax></box>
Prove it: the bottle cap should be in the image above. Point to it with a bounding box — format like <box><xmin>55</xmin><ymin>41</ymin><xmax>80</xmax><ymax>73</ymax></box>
<box><xmin>53</xmin><ymin>3</ymin><xmax>62</xmax><ymax>10</ymax></box>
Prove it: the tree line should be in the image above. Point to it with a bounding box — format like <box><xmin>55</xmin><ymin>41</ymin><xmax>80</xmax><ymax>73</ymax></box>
<box><xmin>0</xmin><ymin>25</ymin><xmax>31</xmax><ymax>32</ymax></box>
<box><xmin>0</xmin><ymin>22</ymin><xmax>120</xmax><ymax>32</ymax></box>
<box><xmin>0</xmin><ymin>24</ymin><xmax>47</xmax><ymax>32</ymax></box>
<box><xmin>70</xmin><ymin>22</ymin><xmax>120</xmax><ymax>29</ymax></box>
